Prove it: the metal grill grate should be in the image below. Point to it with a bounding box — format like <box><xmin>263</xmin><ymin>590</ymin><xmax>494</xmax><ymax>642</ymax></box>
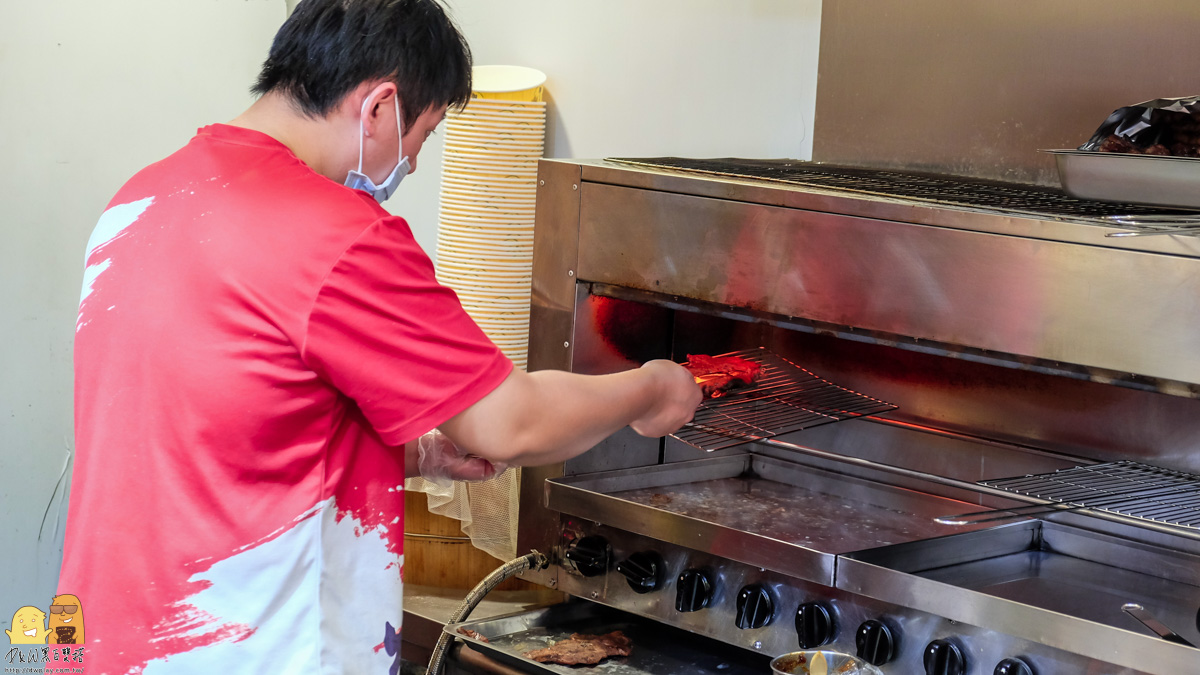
<box><xmin>608</xmin><ymin>157</ymin><xmax>1190</xmax><ymax>222</ymax></box>
<box><xmin>671</xmin><ymin>348</ymin><xmax>898</xmax><ymax>452</ymax></box>
<box><xmin>981</xmin><ymin>461</ymin><xmax>1200</xmax><ymax>529</ymax></box>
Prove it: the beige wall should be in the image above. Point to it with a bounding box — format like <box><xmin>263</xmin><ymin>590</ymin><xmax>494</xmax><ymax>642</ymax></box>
<box><xmin>403</xmin><ymin>0</ymin><xmax>823</xmax><ymax>255</ymax></box>
<box><xmin>0</xmin><ymin>0</ymin><xmax>283</xmax><ymax>618</ymax></box>
<box><xmin>0</xmin><ymin>0</ymin><xmax>820</xmax><ymax>619</ymax></box>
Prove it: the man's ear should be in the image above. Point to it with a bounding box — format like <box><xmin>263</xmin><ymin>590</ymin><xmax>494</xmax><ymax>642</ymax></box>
<box><xmin>360</xmin><ymin>81</ymin><xmax>399</xmax><ymax>138</ymax></box>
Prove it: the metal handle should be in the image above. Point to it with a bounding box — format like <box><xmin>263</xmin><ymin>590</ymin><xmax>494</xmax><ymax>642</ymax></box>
<box><xmin>1106</xmin><ymin>225</ymin><xmax>1200</xmax><ymax>238</ymax></box>
<box><xmin>1122</xmin><ymin>603</ymin><xmax>1195</xmax><ymax>647</ymax></box>
<box><xmin>935</xmin><ymin>481</ymin><xmax>1200</xmax><ymax>527</ymax></box>
<box><xmin>934</xmin><ymin>501</ymin><xmax>1089</xmax><ymax>525</ymax></box>
<box><xmin>1102</xmin><ymin>214</ymin><xmax>1200</xmax><ymax>237</ymax></box>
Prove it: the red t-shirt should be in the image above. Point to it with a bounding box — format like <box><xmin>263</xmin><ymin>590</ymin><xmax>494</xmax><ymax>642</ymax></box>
<box><xmin>61</xmin><ymin>124</ymin><xmax>512</xmax><ymax>674</ymax></box>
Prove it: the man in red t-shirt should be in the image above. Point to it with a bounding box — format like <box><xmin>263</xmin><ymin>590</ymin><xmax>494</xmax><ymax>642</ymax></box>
<box><xmin>60</xmin><ymin>1</ymin><xmax>701</xmax><ymax>673</ymax></box>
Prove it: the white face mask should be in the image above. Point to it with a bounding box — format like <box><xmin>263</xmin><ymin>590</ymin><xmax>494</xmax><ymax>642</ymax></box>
<box><xmin>344</xmin><ymin>96</ymin><xmax>411</xmax><ymax>203</ymax></box>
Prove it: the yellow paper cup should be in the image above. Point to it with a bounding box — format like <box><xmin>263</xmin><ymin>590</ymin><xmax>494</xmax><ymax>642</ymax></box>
<box><xmin>471</xmin><ymin>65</ymin><xmax>547</xmax><ymax>103</ymax></box>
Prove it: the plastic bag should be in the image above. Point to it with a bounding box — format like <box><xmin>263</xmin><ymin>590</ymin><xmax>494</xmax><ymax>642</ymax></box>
<box><xmin>1080</xmin><ymin>95</ymin><xmax>1200</xmax><ymax>157</ymax></box>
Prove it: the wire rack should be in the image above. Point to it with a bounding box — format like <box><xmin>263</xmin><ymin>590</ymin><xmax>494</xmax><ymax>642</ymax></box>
<box><xmin>671</xmin><ymin>348</ymin><xmax>898</xmax><ymax>452</ymax></box>
<box><xmin>608</xmin><ymin>157</ymin><xmax>1189</xmax><ymax>222</ymax></box>
<box><xmin>981</xmin><ymin>461</ymin><xmax>1200</xmax><ymax>530</ymax></box>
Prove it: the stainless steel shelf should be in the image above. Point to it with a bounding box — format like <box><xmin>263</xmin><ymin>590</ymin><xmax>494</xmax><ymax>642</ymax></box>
<box><xmin>839</xmin><ymin>520</ymin><xmax>1200</xmax><ymax>675</ymax></box>
<box><xmin>546</xmin><ymin>455</ymin><xmax>991</xmax><ymax>586</ymax></box>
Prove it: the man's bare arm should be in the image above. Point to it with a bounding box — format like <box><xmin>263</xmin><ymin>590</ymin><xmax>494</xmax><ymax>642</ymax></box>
<box><xmin>436</xmin><ymin>360</ymin><xmax>702</xmax><ymax>468</ymax></box>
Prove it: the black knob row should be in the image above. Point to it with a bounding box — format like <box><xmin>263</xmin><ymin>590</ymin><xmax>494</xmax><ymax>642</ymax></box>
<box><xmin>566</xmin><ymin>542</ymin><xmax>1032</xmax><ymax>674</ymax></box>
<box><xmin>994</xmin><ymin>657</ymin><xmax>1034</xmax><ymax>675</ymax></box>
<box><xmin>615</xmin><ymin>551</ymin><xmax>665</xmax><ymax>593</ymax></box>
<box><xmin>856</xmin><ymin>620</ymin><xmax>895</xmax><ymax>666</ymax></box>
<box><xmin>735</xmin><ymin>584</ymin><xmax>775</xmax><ymax>630</ymax></box>
<box><xmin>924</xmin><ymin>639</ymin><xmax>965</xmax><ymax>675</ymax></box>
<box><xmin>795</xmin><ymin>602</ymin><xmax>835</xmax><ymax>649</ymax></box>
<box><xmin>675</xmin><ymin>569</ymin><xmax>713</xmax><ymax>612</ymax></box>
<box><xmin>564</xmin><ymin>536</ymin><xmax>611</xmax><ymax>577</ymax></box>
<box><xmin>923</xmin><ymin>640</ymin><xmax>1036</xmax><ymax>675</ymax></box>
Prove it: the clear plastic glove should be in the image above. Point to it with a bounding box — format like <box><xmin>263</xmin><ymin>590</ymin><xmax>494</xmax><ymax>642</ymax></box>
<box><xmin>416</xmin><ymin>429</ymin><xmax>507</xmax><ymax>487</ymax></box>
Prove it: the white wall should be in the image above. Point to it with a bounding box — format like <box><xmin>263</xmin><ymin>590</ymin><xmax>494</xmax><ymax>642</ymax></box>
<box><xmin>400</xmin><ymin>0</ymin><xmax>823</xmax><ymax>254</ymax></box>
<box><xmin>0</xmin><ymin>0</ymin><xmax>820</xmax><ymax>620</ymax></box>
<box><xmin>0</xmin><ymin>0</ymin><xmax>283</xmax><ymax>620</ymax></box>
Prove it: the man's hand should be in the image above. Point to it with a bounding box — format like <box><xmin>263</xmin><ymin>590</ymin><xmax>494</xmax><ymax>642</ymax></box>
<box><xmin>414</xmin><ymin>429</ymin><xmax>506</xmax><ymax>485</ymax></box>
<box><xmin>628</xmin><ymin>360</ymin><xmax>704</xmax><ymax>437</ymax></box>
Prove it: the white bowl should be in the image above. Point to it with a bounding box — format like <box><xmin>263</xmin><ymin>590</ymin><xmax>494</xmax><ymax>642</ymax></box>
<box><xmin>461</xmin><ymin>97</ymin><xmax>546</xmax><ymax>110</ymax></box>
<box><xmin>443</xmin><ymin>153</ymin><xmax>539</xmax><ymax>168</ymax></box>
<box><xmin>437</xmin><ymin>220</ymin><xmax>535</xmax><ymax>233</ymax></box>
<box><xmin>473</xmin><ymin>65</ymin><xmax>546</xmax><ymax>92</ymax></box>
<box><xmin>439</xmin><ymin>237</ymin><xmax>533</xmax><ymax>249</ymax></box>
<box><xmin>435</xmin><ymin>264</ymin><xmax>533</xmax><ymax>278</ymax></box>
<box><xmin>444</xmin><ymin>127</ymin><xmax>545</xmax><ymax>140</ymax></box>
<box><xmin>440</xmin><ymin>182</ymin><xmax>537</xmax><ymax>195</ymax></box>
<box><xmin>447</xmin><ymin>116</ymin><xmax>546</xmax><ymax>130</ymax></box>
<box><xmin>444</xmin><ymin>143</ymin><xmax>544</xmax><ymax>158</ymax></box>
<box><xmin>440</xmin><ymin>204</ymin><xmax>536</xmax><ymax>219</ymax></box>
<box><xmin>439</xmin><ymin>180</ymin><xmax>537</xmax><ymax>195</ymax></box>
<box><xmin>442</xmin><ymin>162</ymin><xmax>539</xmax><ymax>177</ymax></box>
<box><xmin>438</xmin><ymin>210</ymin><xmax>536</xmax><ymax>224</ymax></box>
<box><xmin>441</xmin><ymin>169</ymin><xmax>539</xmax><ymax>184</ymax></box>
<box><xmin>439</xmin><ymin>191</ymin><xmax>537</xmax><ymax>206</ymax></box>
<box><xmin>437</xmin><ymin>243</ymin><xmax>534</xmax><ymax>258</ymax></box>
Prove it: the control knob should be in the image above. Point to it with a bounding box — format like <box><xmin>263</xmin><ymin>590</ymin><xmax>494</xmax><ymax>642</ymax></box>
<box><xmin>795</xmin><ymin>602</ymin><xmax>836</xmax><ymax>649</ymax></box>
<box><xmin>735</xmin><ymin>584</ymin><xmax>775</xmax><ymax>630</ymax></box>
<box><xmin>564</xmin><ymin>535</ymin><xmax>611</xmax><ymax>577</ymax></box>
<box><xmin>675</xmin><ymin>569</ymin><xmax>714</xmax><ymax>612</ymax></box>
<box><xmin>615</xmin><ymin>551</ymin><xmax>665</xmax><ymax>593</ymax></box>
<box><xmin>855</xmin><ymin>620</ymin><xmax>896</xmax><ymax>666</ymax></box>
<box><xmin>995</xmin><ymin>657</ymin><xmax>1034</xmax><ymax>675</ymax></box>
<box><xmin>923</xmin><ymin>639</ymin><xmax>966</xmax><ymax>675</ymax></box>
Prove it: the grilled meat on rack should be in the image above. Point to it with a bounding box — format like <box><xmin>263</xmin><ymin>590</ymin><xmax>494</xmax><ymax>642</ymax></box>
<box><xmin>684</xmin><ymin>354</ymin><xmax>763</xmax><ymax>398</ymax></box>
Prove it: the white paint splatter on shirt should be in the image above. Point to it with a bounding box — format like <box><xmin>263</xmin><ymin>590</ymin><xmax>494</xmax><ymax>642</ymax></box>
<box><xmin>141</xmin><ymin>498</ymin><xmax>403</xmax><ymax>675</ymax></box>
<box><xmin>78</xmin><ymin>197</ymin><xmax>154</xmax><ymax>314</ymax></box>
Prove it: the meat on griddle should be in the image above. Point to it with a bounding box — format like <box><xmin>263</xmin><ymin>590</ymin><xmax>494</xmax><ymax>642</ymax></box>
<box><xmin>457</xmin><ymin>628</ymin><xmax>489</xmax><ymax>643</ymax></box>
<box><xmin>684</xmin><ymin>354</ymin><xmax>763</xmax><ymax>398</ymax></box>
<box><xmin>523</xmin><ymin>630</ymin><xmax>633</xmax><ymax>665</ymax></box>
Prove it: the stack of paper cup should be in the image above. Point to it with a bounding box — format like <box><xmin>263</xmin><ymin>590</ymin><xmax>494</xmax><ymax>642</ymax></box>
<box><xmin>436</xmin><ymin>66</ymin><xmax>546</xmax><ymax>371</ymax></box>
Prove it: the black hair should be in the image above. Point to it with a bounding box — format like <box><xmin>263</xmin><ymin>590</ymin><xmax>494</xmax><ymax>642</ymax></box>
<box><xmin>252</xmin><ymin>0</ymin><xmax>472</xmax><ymax>127</ymax></box>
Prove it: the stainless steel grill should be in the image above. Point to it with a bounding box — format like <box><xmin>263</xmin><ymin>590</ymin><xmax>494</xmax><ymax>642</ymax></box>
<box><xmin>609</xmin><ymin>157</ymin><xmax>1186</xmax><ymax>221</ymax></box>
<box><xmin>513</xmin><ymin>158</ymin><xmax>1200</xmax><ymax>675</ymax></box>
<box><xmin>981</xmin><ymin>461</ymin><xmax>1200</xmax><ymax>530</ymax></box>
<box><xmin>673</xmin><ymin>348</ymin><xmax>898</xmax><ymax>452</ymax></box>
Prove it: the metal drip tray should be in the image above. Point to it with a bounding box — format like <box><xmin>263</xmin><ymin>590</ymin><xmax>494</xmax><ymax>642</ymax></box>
<box><xmin>839</xmin><ymin>520</ymin><xmax>1200</xmax><ymax>673</ymax></box>
<box><xmin>446</xmin><ymin>601</ymin><xmax>770</xmax><ymax>675</ymax></box>
<box><xmin>546</xmin><ymin>455</ymin><xmax>988</xmax><ymax>586</ymax></box>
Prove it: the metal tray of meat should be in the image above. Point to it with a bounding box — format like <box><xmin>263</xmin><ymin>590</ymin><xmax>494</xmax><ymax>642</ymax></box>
<box><xmin>1044</xmin><ymin>149</ymin><xmax>1200</xmax><ymax>209</ymax></box>
<box><xmin>444</xmin><ymin>600</ymin><xmax>770</xmax><ymax>675</ymax></box>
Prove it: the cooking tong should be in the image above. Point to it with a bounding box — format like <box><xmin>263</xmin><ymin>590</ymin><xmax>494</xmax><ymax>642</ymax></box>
<box><xmin>1103</xmin><ymin>214</ymin><xmax>1200</xmax><ymax>237</ymax></box>
<box><xmin>1121</xmin><ymin>603</ymin><xmax>1195</xmax><ymax>648</ymax></box>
